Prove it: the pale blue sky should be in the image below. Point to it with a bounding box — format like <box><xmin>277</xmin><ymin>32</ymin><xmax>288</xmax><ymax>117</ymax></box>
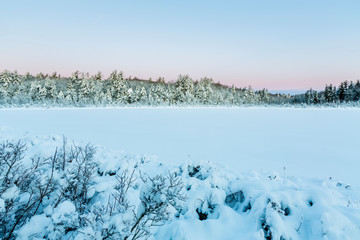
<box><xmin>1</xmin><ymin>0</ymin><xmax>359</xmax><ymax>90</ymax></box>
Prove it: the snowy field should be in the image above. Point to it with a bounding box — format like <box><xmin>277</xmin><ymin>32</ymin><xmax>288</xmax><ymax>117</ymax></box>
<box><xmin>0</xmin><ymin>107</ymin><xmax>359</xmax><ymax>186</ymax></box>
<box><xmin>1</xmin><ymin>107</ymin><xmax>360</xmax><ymax>239</ymax></box>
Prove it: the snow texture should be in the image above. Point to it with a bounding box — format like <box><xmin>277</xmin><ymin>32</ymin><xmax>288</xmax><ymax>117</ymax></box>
<box><xmin>0</xmin><ymin>129</ymin><xmax>359</xmax><ymax>239</ymax></box>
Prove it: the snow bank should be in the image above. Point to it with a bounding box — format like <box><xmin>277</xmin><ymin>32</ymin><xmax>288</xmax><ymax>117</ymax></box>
<box><xmin>0</xmin><ymin>131</ymin><xmax>359</xmax><ymax>239</ymax></box>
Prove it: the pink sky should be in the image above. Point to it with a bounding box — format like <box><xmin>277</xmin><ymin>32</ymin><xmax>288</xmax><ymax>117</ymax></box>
<box><xmin>1</xmin><ymin>0</ymin><xmax>359</xmax><ymax>90</ymax></box>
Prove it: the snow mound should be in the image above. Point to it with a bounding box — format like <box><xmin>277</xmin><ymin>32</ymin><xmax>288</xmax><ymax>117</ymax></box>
<box><xmin>52</xmin><ymin>201</ymin><xmax>78</xmax><ymax>225</ymax></box>
<box><xmin>16</xmin><ymin>215</ymin><xmax>52</xmax><ymax>240</ymax></box>
<box><xmin>0</xmin><ymin>131</ymin><xmax>359</xmax><ymax>240</ymax></box>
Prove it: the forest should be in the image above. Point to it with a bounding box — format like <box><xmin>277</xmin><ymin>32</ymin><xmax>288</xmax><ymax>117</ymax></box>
<box><xmin>0</xmin><ymin>70</ymin><xmax>359</xmax><ymax>107</ymax></box>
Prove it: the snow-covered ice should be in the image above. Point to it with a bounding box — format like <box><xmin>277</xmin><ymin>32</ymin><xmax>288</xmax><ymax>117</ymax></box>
<box><xmin>0</xmin><ymin>107</ymin><xmax>359</xmax><ymax>185</ymax></box>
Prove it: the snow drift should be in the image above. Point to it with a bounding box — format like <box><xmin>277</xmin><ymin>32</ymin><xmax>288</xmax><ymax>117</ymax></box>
<box><xmin>0</xmin><ymin>132</ymin><xmax>360</xmax><ymax>240</ymax></box>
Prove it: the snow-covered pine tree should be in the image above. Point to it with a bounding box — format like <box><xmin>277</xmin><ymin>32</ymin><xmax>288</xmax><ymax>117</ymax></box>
<box><xmin>71</xmin><ymin>70</ymin><xmax>81</xmax><ymax>81</ymax></box>
<box><xmin>65</xmin><ymin>79</ymin><xmax>77</xmax><ymax>104</ymax></box>
<box><xmin>77</xmin><ymin>77</ymin><xmax>96</xmax><ymax>104</ymax></box>
<box><xmin>0</xmin><ymin>70</ymin><xmax>15</xmax><ymax>88</ymax></box>
<box><xmin>354</xmin><ymin>80</ymin><xmax>360</xmax><ymax>101</ymax></box>
<box><xmin>24</xmin><ymin>72</ymin><xmax>33</xmax><ymax>80</ymax></box>
<box><xmin>195</xmin><ymin>77</ymin><xmax>213</xmax><ymax>104</ymax></box>
<box><xmin>104</xmin><ymin>89</ymin><xmax>113</xmax><ymax>104</ymax></box>
<box><xmin>11</xmin><ymin>71</ymin><xmax>22</xmax><ymax>85</ymax></box>
<box><xmin>174</xmin><ymin>75</ymin><xmax>194</xmax><ymax>104</ymax></box>
<box><xmin>94</xmin><ymin>71</ymin><xmax>103</xmax><ymax>81</ymax></box>
<box><xmin>36</xmin><ymin>72</ymin><xmax>46</xmax><ymax>79</ymax></box>
<box><xmin>305</xmin><ymin>88</ymin><xmax>319</xmax><ymax>104</ymax></box>
<box><xmin>338</xmin><ymin>81</ymin><xmax>348</xmax><ymax>102</ymax></box>
<box><xmin>126</xmin><ymin>87</ymin><xmax>135</xmax><ymax>103</ymax></box>
<box><xmin>324</xmin><ymin>84</ymin><xmax>335</xmax><ymax>103</ymax></box>
<box><xmin>157</xmin><ymin>76</ymin><xmax>166</xmax><ymax>84</ymax></box>
<box><xmin>148</xmin><ymin>85</ymin><xmax>158</xmax><ymax>105</ymax></box>
<box><xmin>222</xmin><ymin>86</ymin><xmax>236</xmax><ymax>105</ymax></box>
<box><xmin>138</xmin><ymin>86</ymin><xmax>148</xmax><ymax>104</ymax></box>
<box><xmin>346</xmin><ymin>81</ymin><xmax>355</xmax><ymax>102</ymax></box>
<box><xmin>57</xmin><ymin>90</ymin><xmax>65</xmax><ymax>104</ymax></box>
<box><xmin>0</xmin><ymin>71</ymin><xmax>9</xmax><ymax>103</ymax></box>
<box><xmin>44</xmin><ymin>78</ymin><xmax>57</xmax><ymax>101</ymax></box>
<box><xmin>29</xmin><ymin>80</ymin><xmax>47</xmax><ymax>103</ymax></box>
<box><xmin>258</xmin><ymin>89</ymin><xmax>269</xmax><ymax>104</ymax></box>
<box><xmin>243</xmin><ymin>86</ymin><xmax>255</xmax><ymax>104</ymax></box>
<box><xmin>109</xmin><ymin>70</ymin><xmax>128</xmax><ymax>104</ymax></box>
<box><xmin>50</xmin><ymin>72</ymin><xmax>59</xmax><ymax>79</ymax></box>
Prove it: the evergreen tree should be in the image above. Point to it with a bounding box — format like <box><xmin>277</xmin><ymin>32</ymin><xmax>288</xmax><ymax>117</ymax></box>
<box><xmin>338</xmin><ymin>81</ymin><xmax>348</xmax><ymax>102</ymax></box>
<box><xmin>11</xmin><ymin>71</ymin><xmax>22</xmax><ymax>85</ymax></box>
<box><xmin>175</xmin><ymin>75</ymin><xmax>194</xmax><ymax>103</ymax></box>
<box><xmin>65</xmin><ymin>80</ymin><xmax>77</xmax><ymax>104</ymax></box>
<box><xmin>0</xmin><ymin>70</ymin><xmax>15</xmax><ymax>88</ymax></box>
<box><xmin>44</xmin><ymin>78</ymin><xmax>57</xmax><ymax>101</ymax></box>
<box><xmin>24</xmin><ymin>72</ymin><xmax>33</xmax><ymax>80</ymax></box>
<box><xmin>78</xmin><ymin>78</ymin><xmax>95</xmax><ymax>103</ymax></box>
<box><xmin>57</xmin><ymin>90</ymin><xmax>65</xmax><ymax>104</ymax></box>
<box><xmin>50</xmin><ymin>72</ymin><xmax>59</xmax><ymax>79</ymax></box>
<box><xmin>195</xmin><ymin>77</ymin><xmax>213</xmax><ymax>104</ymax></box>
<box><xmin>346</xmin><ymin>81</ymin><xmax>355</xmax><ymax>101</ymax></box>
<box><xmin>29</xmin><ymin>80</ymin><xmax>47</xmax><ymax>102</ymax></box>
<box><xmin>157</xmin><ymin>76</ymin><xmax>166</xmax><ymax>84</ymax></box>
<box><xmin>104</xmin><ymin>89</ymin><xmax>113</xmax><ymax>104</ymax></box>
<box><xmin>109</xmin><ymin>71</ymin><xmax>128</xmax><ymax>103</ymax></box>
<box><xmin>324</xmin><ymin>84</ymin><xmax>335</xmax><ymax>103</ymax></box>
<box><xmin>305</xmin><ymin>89</ymin><xmax>319</xmax><ymax>104</ymax></box>
<box><xmin>244</xmin><ymin>87</ymin><xmax>255</xmax><ymax>104</ymax></box>
<box><xmin>258</xmin><ymin>89</ymin><xmax>270</xmax><ymax>104</ymax></box>
<box><xmin>94</xmin><ymin>71</ymin><xmax>103</xmax><ymax>81</ymax></box>
<box><xmin>36</xmin><ymin>72</ymin><xmax>46</xmax><ymax>79</ymax></box>
<box><xmin>354</xmin><ymin>80</ymin><xmax>360</xmax><ymax>101</ymax></box>
<box><xmin>138</xmin><ymin>86</ymin><xmax>148</xmax><ymax>104</ymax></box>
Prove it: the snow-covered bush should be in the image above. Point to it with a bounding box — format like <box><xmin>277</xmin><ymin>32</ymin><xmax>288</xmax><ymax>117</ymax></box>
<box><xmin>0</xmin><ymin>137</ymin><xmax>188</xmax><ymax>239</ymax></box>
<box><xmin>0</xmin><ymin>140</ymin><xmax>55</xmax><ymax>239</ymax></box>
<box><xmin>1</xmin><ymin>134</ymin><xmax>360</xmax><ymax>239</ymax></box>
<box><xmin>0</xmin><ymin>140</ymin><xmax>98</xmax><ymax>239</ymax></box>
<box><xmin>131</xmin><ymin>172</ymin><xmax>186</xmax><ymax>239</ymax></box>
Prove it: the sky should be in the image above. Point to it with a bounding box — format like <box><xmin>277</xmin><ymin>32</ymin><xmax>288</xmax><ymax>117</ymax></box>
<box><xmin>0</xmin><ymin>0</ymin><xmax>359</xmax><ymax>90</ymax></box>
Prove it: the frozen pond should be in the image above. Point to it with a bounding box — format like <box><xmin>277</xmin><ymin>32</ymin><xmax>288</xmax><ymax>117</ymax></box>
<box><xmin>0</xmin><ymin>107</ymin><xmax>359</xmax><ymax>185</ymax></box>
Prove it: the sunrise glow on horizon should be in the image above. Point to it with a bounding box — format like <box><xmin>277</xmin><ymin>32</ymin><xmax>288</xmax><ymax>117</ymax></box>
<box><xmin>1</xmin><ymin>0</ymin><xmax>359</xmax><ymax>91</ymax></box>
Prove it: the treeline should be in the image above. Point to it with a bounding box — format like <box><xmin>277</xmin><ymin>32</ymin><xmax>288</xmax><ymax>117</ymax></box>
<box><xmin>297</xmin><ymin>80</ymin><xmax>360</xmax><ymax>104</ymax></box>
<box><xmin>0</xmin><ymin>70</ymin><xmax>359</xmax><ymax>107</ymax></box>
<box><xmin>0</xmin><ymin>70</ymin><xmax>291</xmax><ymax>106</ymax></box>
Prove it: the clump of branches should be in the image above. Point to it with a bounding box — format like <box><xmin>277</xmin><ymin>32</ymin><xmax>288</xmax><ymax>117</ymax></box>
<box><xmin>95</xmin><ymin>169</ymin><xmax>138</xmax><ymax>239</ymax></box>
<box><xmin>0</xmin><ymin>141</ymin><xmax>56</xmax><ymax>240</ymax></box>
<box><xmin>52</xmin><ymin>139</ymin><xmax>98</xmax><ymax>229</ymax></box>
<box><xmin>0</xmin><ymin>138</ymin><xmax>186</xmax><ymax>240</ymax></box>
<box><xmin>126</xmin><ymin>172</ymin><xmax>186</xmax><ymax>240</ymax></box>
<box><xmin>0</xmin><ymin>138</ymin><xmax>99</xmax><ymax>239</ymax></box>
<box><xmin>53</xmin><ymin>138</ymin><xmax>96</xmax><ymax>203</ymax></box>
<box><xmin>95</xmin><ymin>170</ymin><xmax>186</xmax><ymax>240</ymax></box>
